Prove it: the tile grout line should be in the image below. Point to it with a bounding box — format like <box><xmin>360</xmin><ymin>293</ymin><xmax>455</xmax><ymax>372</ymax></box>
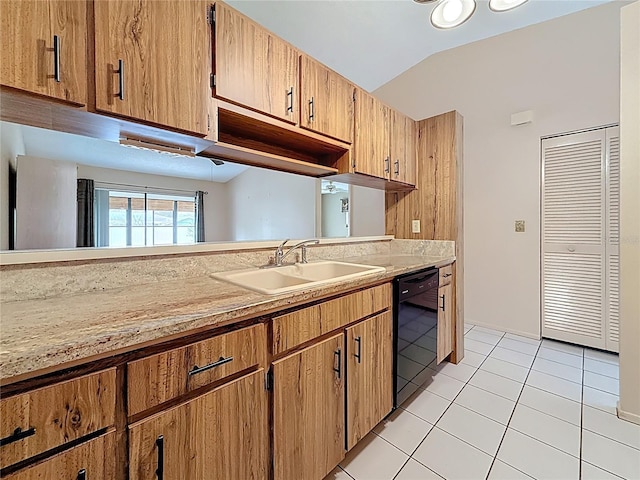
<box><xmin>402</xmin><ymin>331</ymin><xmax>508</xmax><ymax>479</ymax></box>
<box><xmin>579</xmin><ymin>346</ymin><xmax>585</xmax><ymax>479</ymax></box>
<box><xmin>483</xmin><ymin>336</ymin><xmax>544</xmax><ymax>480</ymax></box>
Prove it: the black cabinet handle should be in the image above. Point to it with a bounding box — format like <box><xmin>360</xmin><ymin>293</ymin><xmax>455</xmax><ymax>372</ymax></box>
<box><xmin>354</xmin><ymin>336</ymin><xmax>362</xmax><ymax>364</ymax></box>
<box><xmin>155</xmin><ymin>435</ymin><xmax>164</xmax><ymax>480</ymax></box>
<box><xmin>287</xmin><ymin>87</ymin><xmax>294</xmax><ymax>113</ymax></box>
<box><xmin>77</xmin><ymin>469</ymin><xmax>86</xmax><ymax>480</ymax></box>
<box><xmin>384</xmin><ymin>157</ymin><xmax>390</xmax><ymax>174</ymax></box>
<box><xmin>443</xmin><ymin>273</ymin><xmax>452</xmax><ymax>278</ymax></box>
<box><xmin>309</xmin><ymin>97</ymin><xmax>314</xmax><ymax>121</ymax></box>
<box><xmin>440</xmin><ymin>294</ymin><xmax>446</xmax><ymax>312</ymax></box>
<box><xmin>394</xmin><ymin>159</ymin><xmax>400</xmax><ymax>176</ymax></box>
<box><xmin>53</xmin><ymin>35</ymin><xmax>61</xmax><ymax>82</ymax></box>
<box><xmin>0</xmin><ymin>426</ymin><xmax>36</xmax><ymax>447</ymax></box>
<box><xmin>333</xmin><ymin>349</ymin><xmax>341</xmax><ymax>379</ymax></box>
<box><xmin>189</xmin><ymin>356</ymin><xmax>233</xmax><ymax>376</ymax></box>
<box><xmin>115</xmin><ymin>59</ymin><xmax>124</xmax><ymax>100</ymax></box>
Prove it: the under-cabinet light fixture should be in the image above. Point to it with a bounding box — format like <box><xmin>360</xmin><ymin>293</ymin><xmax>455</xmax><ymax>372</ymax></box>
<box><xmin>414</xmin><ymin>0</ymin><xmax>528</xmax><ymax>29</ymax></box>
<box><xmin>119</xmin><ymin>136</ymin><xmax>196</xmax><ymax>158</ymax></box>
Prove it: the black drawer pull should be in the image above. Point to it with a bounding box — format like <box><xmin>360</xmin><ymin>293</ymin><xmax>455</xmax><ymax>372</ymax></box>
<box><xmin>156</xmin><ymin>435</ymin><xmax>164</xmax><ymax>480</ymax></box>
<box><xmin>77</xmin><ymin>469</ymin><xmax>86</xmax><ymax>480</ymax></box>
<box><xmin>333</xmin><ymin>349</ymin><xmax>341</xmax><ymax>379</ymax></box>
<box><xmin>440</xmin><ymin>295</ymin><xmax>446</xmax><ymax>312</ymax></box>
<box><xmin>443</xmin><ymin>273</ymin><xmax>452</xmax><ymax>278</ymax></box>
<box><xmin>53</xmin><ymin>35</ymin><xmax>61</xmax><ymax>82</ymax></box>
<box><xmin>0</xmin><ymin>426</ymin><xmax>36</xmax><ymax>447</ymax></box>
<box><xmin>115</xmin><ymin>59</ymin><xmax>124</xmax><ymax>100</ymax></box>
<box><xmin>189</xmin><ymin>356</ymin><xmax>233</xmax><ymax>376</ymax></box>
<box><xmin>354</xmin><ymin>336</ymin><xmax>362</xmax><ymax>364</ymax></box>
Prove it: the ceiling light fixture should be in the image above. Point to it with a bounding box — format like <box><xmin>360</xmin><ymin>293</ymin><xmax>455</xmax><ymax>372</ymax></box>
<box><xmin>420</xmin><ymin>0</ymin><xmax>527</xmax><ymax>30</ymax></box>
<box><xmin>489</xmin><ymin>0</ymin><xmax>528</xmax><ymax>12</ymax></box>
<box><xmin>431</xmin><ymin>0</ymin><xmax>476</xmax><ymax>29</ymax></box>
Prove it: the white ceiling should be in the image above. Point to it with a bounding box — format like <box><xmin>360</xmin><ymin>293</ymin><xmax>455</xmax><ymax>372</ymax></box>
<box><xmin>13</xmin><ymin>123</ymin><xmax>249</xmax><ymax>183</ymax></box>
<box><xmin>228</xmin><ymin>0</ymin><xmax>616</xmax><ymax>92</ymax></box>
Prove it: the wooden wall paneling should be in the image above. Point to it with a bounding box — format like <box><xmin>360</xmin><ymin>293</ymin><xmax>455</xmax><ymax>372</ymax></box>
<box><xmin>385</xmin><ymin>111</ymin><xmax>464</xmax><ymax>362</ymax></box>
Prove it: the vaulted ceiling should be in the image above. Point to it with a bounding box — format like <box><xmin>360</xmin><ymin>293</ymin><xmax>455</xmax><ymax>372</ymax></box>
<box><xmin>228</xmin><ymin>0</ymin><xmax>616</xmax><ymax>92</ymax></box>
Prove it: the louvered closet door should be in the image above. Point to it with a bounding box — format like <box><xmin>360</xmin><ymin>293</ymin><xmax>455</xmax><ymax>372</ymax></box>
<box><xmin>605</xmin><ymin>127</ymin><xmax>620</xmax><ymax>352</ymax></box>
<box><xmin>542</xmin><ymin>130</ymin><xmax>607</xmax><ymax>349</ymax></box>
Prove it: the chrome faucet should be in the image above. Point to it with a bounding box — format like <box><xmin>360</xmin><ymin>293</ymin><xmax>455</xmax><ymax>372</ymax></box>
<box><xmin>274</xmin><ymin>239</ymin><xmax>320</xmax><ymax>266</ymax></box>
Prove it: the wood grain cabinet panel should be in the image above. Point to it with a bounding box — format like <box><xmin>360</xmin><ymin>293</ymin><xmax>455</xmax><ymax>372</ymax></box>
<box><xmin>129</xmin><ymin>370</ymin><xmax>269</xmax><ymax>480</ymax></box>
<box><xmin>0</xmin><ymin>369</ymin><xmax>116</xmax><ymax>470</ymax></box>
<box><xmin>346</xmin><ymin>312</ymin><xmax>393</xmax><ymax>450</ymax></box>
<box><xmin>272</xmin><ymin>284</ymin><xmax>391</xmax><ymax>355</ymax></box>
<box><xmin>213</xmin><ymin>2</ymin><xmax>299</xmax><ymax>124</ymax></box>
<box><xmin>390</xmin><ymin>113</ymin><xmax>417</xmax><ymax>187</ymax></box>
<box><xmin>439</xmin><ymin>264</ymin><xmax>453</xmax><ymax>287</ymax></box>
<box><xmin>0</xmin><ymin>0</ymin><xmax>86</xmax><ymax>105</ymax></box>
<box><xmin>353</xmin><ymin>88</ymin><xmax>390</xmax><ymax>179</ymax></box>
<box><xmin>3</xmin><ymin>431</ymin><xmax>116</xmax><ymax>480</ymax></box>
<box><xmin>300</xmin><ymin>55</ymin><xmax>355</xmax><ymax>143</ymax></box>
<box><xmin>127</xmin><ymin>323</ymin><xmax>266</xmax><ymax>416</ymax></box>
<box><xmin>272</xmin><ymin>334</ymin><xmax>345</xmax><ymax>480</ymax></box>
<box><xmin>94</xmin><ymin>0</ymin><xmax>210</xmax><ymax>135</ymax></box>
<box><xmin>437</xmin><ymin>283</ymin><xmax>453</xmax><ymax>363</ymax></box>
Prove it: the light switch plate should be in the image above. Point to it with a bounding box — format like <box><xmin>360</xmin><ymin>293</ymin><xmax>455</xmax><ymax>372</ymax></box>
<box><xmin>412</xmin><ymin>220</ymin><xmax>421</xmax><ymax>234</ymax></box>
<box><xmin>515</xmin><ymin>220</ymin><xmax>525</xmax><ymax>232</ymax></box>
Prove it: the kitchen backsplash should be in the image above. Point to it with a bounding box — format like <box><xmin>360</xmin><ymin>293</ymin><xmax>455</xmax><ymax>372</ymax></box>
<box><xmin>0</xmin><ymin>239</ymin><xmax>454</xmax><ymax>302</ymax></box>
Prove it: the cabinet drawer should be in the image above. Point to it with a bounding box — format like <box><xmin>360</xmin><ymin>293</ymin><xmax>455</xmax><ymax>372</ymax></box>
<box><xmin>0</xmin><ymin>369</ymin><xmax>116</xmax><ymax>470</ymax></box>
<box><xmin>272</xmin><ymin>283</ymin><xmax>391</xmax><ymax>355</ymax></box>
<box><xmin>439</xmin><ymin>264</ymin><xmax>453</xmax><ymax>286</ymax></box>
<box><xmin>127</xmin><ymin>323</ymin><xmax>266</xmax><ymax>416</ymax></box>
<box><xmin>3</xmin><ymin>431</ymin><xmax>116</xmax><ymax>479</ymax></box>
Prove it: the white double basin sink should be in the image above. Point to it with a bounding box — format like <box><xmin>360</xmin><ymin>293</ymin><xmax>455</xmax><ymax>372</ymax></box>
<box><xmin>213</xmin><ymin>261</ymin><xmax>386</xmax><ymax>295</ymax></box>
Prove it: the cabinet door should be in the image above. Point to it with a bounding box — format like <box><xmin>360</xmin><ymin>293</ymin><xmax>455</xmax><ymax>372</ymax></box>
<box><xmin>346</xmin><ymin>312</ymin><xmax>393</xmax><ymax>450</ymax></box>
<box><xmin>0</xmin><ymin>0</ymin><xmax>86</xmax><ymax>105</ymax></box>
<box><xmin>273</xmin><ymin>334</ymin><xmax>345</xmax><ymax>480</ymax></box>
<box><xmin>402</xmin><ymin>116</ymin><xmax>417</xmax><ymax>186</ymax></box>
<box><xmin>437</xmin><ymin>283</ymin><xmax>453</xmax><ymax>363</ymax></box>
<box><xmin>300</xmin><ymin>55</ymin><xmax>355</xmax><ymax>143</ymax></box>
<box><xmin>94</xmin><ymin>0</ymin><xmax>210</xmax><ymax>135</ymax></box>
<box><xmin>129</xmin><ymin>370</ymin><xmax>269</xmax><ymax>480</ymax></box>
<box><xmin>4</xmin><ymin>432</ymin><xmax>116</xmax><ymax>480</ymax></box>
<box><xmin>390</xmin><ymin>110</ymin><xmax>407</xmax><ymax>184</ymax></box>
<box><xmin>354</xmin><ymin>89</ymin><xmax>390</xmax><ymax>179</ymax></box>
<box><xmin>214</xmin><ymin>2</ymin><xmax>299</xmax><ymax>123</ymax></box>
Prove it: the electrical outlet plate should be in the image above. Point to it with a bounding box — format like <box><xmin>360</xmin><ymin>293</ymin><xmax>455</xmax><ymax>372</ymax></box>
<box><xmin>515</xmin><ymin>220</ymin><xmax>525</xmax><ymax>232</ymax></box>
<box><xmin>412</xmin><ymin>220</ymin><xmax>421</xmax><ymax>234</ymax></box>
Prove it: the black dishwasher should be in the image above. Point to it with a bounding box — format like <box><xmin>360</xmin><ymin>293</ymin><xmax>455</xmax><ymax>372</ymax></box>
<box><xmin>393</xmin><ymin>268</ymin><xmax>440</xmax><ymax>408</ymax></box>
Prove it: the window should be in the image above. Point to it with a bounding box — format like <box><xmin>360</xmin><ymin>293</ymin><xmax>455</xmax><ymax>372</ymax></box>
<box><xmin>95</xmin><ymin>188</ymin><xmax>196</xmax><ymax>247</ymax></box>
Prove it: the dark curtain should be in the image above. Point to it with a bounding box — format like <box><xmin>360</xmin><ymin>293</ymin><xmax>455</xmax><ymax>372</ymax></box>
<box><xmin>195</xmin><ymin>190</ymin><xmax>205</xmax><ymax>242</ymax></box>
<box><xmin>77</xmin><ymin>178</ymin><xmax>95</xmax><ymax>247</ymax></box>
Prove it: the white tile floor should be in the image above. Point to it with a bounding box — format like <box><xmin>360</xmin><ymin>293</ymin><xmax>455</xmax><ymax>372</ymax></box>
<box><xmin>325</xmin><ymin>324</ymin><xmax>640</xmax><ymax>480</ymax></box>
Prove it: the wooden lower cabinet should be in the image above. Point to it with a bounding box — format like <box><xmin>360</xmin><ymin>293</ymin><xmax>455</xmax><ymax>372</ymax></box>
<box><xmin>345</xmin><ymin>312</ymin><xmax>393</xmax><ymax>450</ymax></box>
<box><xmin>3</xmin><ymin>431</ymin><xmax>116</xmax><ymax>479</ymax></box>
<box><xmin>437</xmin><ymin>283</ymin><xmax>453</xmax><ymax>363</ymax></box>
<box><xmin>128</xmin><ymin>369</ymin><xmax>269</xmax><ymax>480</ymax></box>
<box><xmin>272</xmin><ymin>334</ymin><xmax>345</xmax><ymax>480</ymax></box>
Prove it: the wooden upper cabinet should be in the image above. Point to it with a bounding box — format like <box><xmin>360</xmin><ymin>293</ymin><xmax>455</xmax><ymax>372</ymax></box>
<box><xmin>213</xmin><ymin>2</ymin><xmax>299</xmax><ymax>124</ymax></box>
<box><xmin>0</xmin><ymin>0</ymin><xmax>86</xmax><ymax>105</ymax></box>
<box><xmin>129</xmin><ymin>370</ymin><xmax>269</xmax><ymax>480</ymax></box>
<box><xmin>94</xmin><ymin>0</ymin><xmax>210</xmax><ymax>135</ymax></box>
<box><xmin>273</xmin><ymin>334</ymin><xmax>345</xmax><ymax>480</ymax></box>
<box><xmin>300</xmin><ymin>55</ymin><xmax>355</xmax><ymax>143</ymax></box>
<box><xmin>353</xmin><ymin>88</ymin><xmax>390</xmax><ymax>179</ymax></box>
<box><xmin>390</xmin><ymin>111</ymin><xmax>417</xmax><ymax>187</ymax></box>
<box><xmin>346</xmin><ymin>312</ymin><xmax>393</xmax><ymax>450</ymax></box>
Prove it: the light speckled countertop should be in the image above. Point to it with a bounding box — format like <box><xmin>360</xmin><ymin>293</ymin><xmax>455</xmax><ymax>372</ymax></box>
<box><xmin>0</xmin><ymin>254</ymin><xmax>453</xmax><ymax>383</ymax></box>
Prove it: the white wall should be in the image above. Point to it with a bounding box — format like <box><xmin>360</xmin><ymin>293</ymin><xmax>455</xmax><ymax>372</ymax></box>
<box><xmin>350</xmin><ymin>185</ymin><xmax>385</xmax><ymax>237</ymax></box>
<box><xmin>0</xmin><ymin>123</ymin><xmax>25</xmax><ymax>250</ymax></box>
<box><xmin>375</xmin><ymin>2</ymin><xmax>622</xmax><ymax>337</ymax></box>
<box><xmin>227</xmin><ymin>167</ymin><xmax>317</xmax><ymax>241</ymax></box>
<box><xmin>321</xmin><ymin>193</ymin><xmax>349</xmax><ymax>238</ymax></box>
<box><xmin>77</xmin><ymin>165</ymin><xmax>230</xmax><ymax>242</ymax></box>
<box><xmin>618</xmin><ymin>0</ymin><xmax>640</xmax><ymax>425</ymax></box>
<box><xmin>16</xmin><ymin>156</ymin><xmax>77</xmax><ymax>250</ymax></box>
